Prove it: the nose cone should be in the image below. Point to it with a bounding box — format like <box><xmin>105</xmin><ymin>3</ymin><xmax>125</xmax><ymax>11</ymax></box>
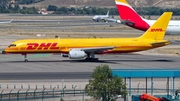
<box><xmin>2</xmin><ymin>47</ymin><xmax>11</xmax><ymax>54</ymax></box>
<box><xmin>93</xmin><ymin>16</ymin><xmax>96</xmax><ymax>19</ymax></box>
<box><xmin>2</xmin><ymin>50</ymin><xmax>6</xmax><ymax>54</ymax></box>
<box><xmin>92</xmin><ymin>16</ymin><xmax>97</xmax><ymax>21</ymax></box>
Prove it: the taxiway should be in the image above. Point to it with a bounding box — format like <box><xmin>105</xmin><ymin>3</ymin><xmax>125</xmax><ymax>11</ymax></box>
<box><xmin>0</xmin><ymin>15</ymin><xmax>180</xmax><ymax>97</ymax></box>
<box><xmin>0</xmin><ymin>53</ymin><xmax>179</xmax><ymax>74</ymax></box>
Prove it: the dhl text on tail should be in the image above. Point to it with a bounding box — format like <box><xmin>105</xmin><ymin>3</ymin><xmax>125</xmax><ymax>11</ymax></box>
<box><xmin>2</xmin><ymin>12</ymin><xmax>172</xmax><ymax>62</ymax></box>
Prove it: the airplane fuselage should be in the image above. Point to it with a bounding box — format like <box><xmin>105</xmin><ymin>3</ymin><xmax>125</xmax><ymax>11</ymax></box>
<box><xmin>92</xmin><ymin>15</ymin><xmax>109</xmax><ymax>22</ymax></box>
<box><xmin>125</xmin><ymin>19</ymin><xmax>180</xmax><ymax>35</ymax></box>
<box><xmin>146</xmin><ymin>20</ymin><xmax>180</xmax><ymax>35</ymax></box>
<box><xmin>4</xmin><ymin>38</ymin><xmax>169</xmax><ymax>54</ymax></box>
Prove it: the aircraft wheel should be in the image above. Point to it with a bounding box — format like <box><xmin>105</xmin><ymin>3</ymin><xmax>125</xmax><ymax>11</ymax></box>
<box><xmin>90</xmin><ymin>59</ymin><xmax>94</xmax><ymax>62</ymax></box>
<box><xmin>93</xmin><ymin>58</ymin><xmax>99</xmax><ymax>62</ymax></box>
<box><xmin>85</xmin><ymin>58</ymin><xmax>90</xmax><ymax>61</ymax></box>
<box><xmin>24</xmin><ymin>59</ymin><xmax>28</xmax><ymax>62</ymax></box>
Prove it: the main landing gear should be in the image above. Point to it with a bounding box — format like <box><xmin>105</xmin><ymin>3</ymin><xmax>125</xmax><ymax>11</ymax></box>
<box><xmin>85</xmin><ymin>53</ymin><xmax>99</xmax><ymax>62</ymax></box>
<box><xmin>23</xmin><ymin>54</ymin><xmax>28</xmax><ymax>62</ymax></box>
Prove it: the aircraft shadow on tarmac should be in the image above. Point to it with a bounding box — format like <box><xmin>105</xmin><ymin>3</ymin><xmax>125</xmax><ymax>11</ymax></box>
<box><xmin>1</xmin><ymin>59</ymin><xmax>174</xmax><ymax>64</ymax></box>
<box><xmin>1</xmin><ymin>60</ymin><xmax>119</xmax><ymax>64</ymax></box>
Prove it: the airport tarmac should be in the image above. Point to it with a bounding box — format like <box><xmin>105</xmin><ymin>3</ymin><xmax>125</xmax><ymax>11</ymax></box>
<box><xmin>0</xmin><ymin>15</ymin><xmax>180</xmax><ymax>100</ymax></box>
<box><xmin>0</xmin><ymin>52</ymin><xmax>180</xmax><ymax>95</ymax></box>
<box><xmin>0</xmin><ymin>53</ymin><xmax>179</xmax><ymax>73</ymax></box>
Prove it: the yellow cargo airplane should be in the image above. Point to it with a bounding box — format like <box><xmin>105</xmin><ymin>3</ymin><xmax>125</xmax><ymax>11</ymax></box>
<box><xmin>2</xmin><ymin>12</ymin><xmax>172</xmax><ymax>62</ymax></box>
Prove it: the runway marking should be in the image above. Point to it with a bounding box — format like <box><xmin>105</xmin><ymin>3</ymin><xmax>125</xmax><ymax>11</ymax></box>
<box><xmin>2</xmin><ymin>80</ymin><xmax>7</xmax><ymax>83</ymax></box>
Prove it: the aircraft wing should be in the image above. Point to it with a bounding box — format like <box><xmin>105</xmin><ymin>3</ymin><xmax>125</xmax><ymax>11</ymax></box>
<box><xmin>0</xmin><ymin>19</ymin><xmax>13</xmax><ymax>24</ymax></box>
<box><xmin>99</xmin><ymin>17</ymin><xmax>108</xmax><ymax>21</ymax></box>
<box><xmin>103</xmin><ymin>18</ymin><xmax>118</xmax><ymax>23</ymax></box>
<box><xmin>99</xmin><ymin>18</ymin><xmax>122</xmax><ymax>24</ymax></box>
<box><xmin>71</xmin><ymin>46</ymin><xmax>114</xmax><ymax>53</ymax></box>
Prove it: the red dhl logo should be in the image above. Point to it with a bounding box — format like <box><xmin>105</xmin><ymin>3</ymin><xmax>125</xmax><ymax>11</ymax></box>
<box><xmin>150</xmin><ymin>28</ymin><xmax>164</xmax><ymax>32</ymax></box>
<box><xmin>27</xmin><ymin>43</ymin><xmax>59</xmax><ymax>50</ymax></box>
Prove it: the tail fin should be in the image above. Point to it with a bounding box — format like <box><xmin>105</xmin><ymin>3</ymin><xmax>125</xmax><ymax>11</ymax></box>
<box><xmin>115</xmin><ymin>0</ymin><xmax>142</xmax><ymax>21</ymax></box>
<box><xmin>10</xmin><ymin>19</ymin><xmax>13</xmax><ymax>23</ymax></box>
<box><xmin>106</xmin><ymin>10</ymin><xmax>109</xmax><ymax>16</ymax></box>
<box><xmin>139</xmin><ymin>12</ymin><xmax>172</xmax><ymax>40</ymax></box>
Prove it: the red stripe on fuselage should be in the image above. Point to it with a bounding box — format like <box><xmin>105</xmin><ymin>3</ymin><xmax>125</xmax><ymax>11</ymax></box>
<box><xmin>116</xmin><ymin>4</ymin><xmax>150</xmax><ymax>31</ymax></box>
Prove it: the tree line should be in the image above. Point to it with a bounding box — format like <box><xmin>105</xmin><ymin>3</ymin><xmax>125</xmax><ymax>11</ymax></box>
<box><xmin>1</xmin><ymin>2</ymin><xmax>180</xmax><ymax>15</ymax></box>
<box><xmin>48</xmin><ymin>5</ymin><xmax>180</xmax><ymax>16</ymax></box>
<box><xmin>135</xmin><ymin>7</ymin><xmax>180</xmax><ymax>15</ymax></box>
<box><xmin>47</xmin><ymin>5</ymin><xmax>118</xmax><ymax>15</ymax></box>
<box><xmin>0</xmin><ymin>4</ymin><xmax>37</xmax><ymax>14</ymax></box>
<box><xmin>15</xmin><ymin>0</ymin><xmax>44</xmax><ymax>5</ymax></box>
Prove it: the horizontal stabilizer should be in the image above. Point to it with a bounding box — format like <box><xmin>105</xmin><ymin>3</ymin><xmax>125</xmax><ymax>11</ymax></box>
<box><xmin>150</xmin><ymin>41</ymin><xmax>171</xmax><ymax>47</ymax></box>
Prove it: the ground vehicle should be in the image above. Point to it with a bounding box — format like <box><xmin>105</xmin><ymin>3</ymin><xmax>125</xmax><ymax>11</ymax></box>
<box><xmin>140</xmin><ymin>94</ymin><xmax>170</xmax><ymax>101</ymax></box>
<box><xmin>175</xmin><ymin>90</ymin><xmax>180</xmax><ymax>99</ymax></box>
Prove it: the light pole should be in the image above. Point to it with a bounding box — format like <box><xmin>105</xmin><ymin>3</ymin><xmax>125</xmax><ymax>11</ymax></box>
<box><xmin>74</xmin><ymin>85</ymin><xmax>77</xmax><ymax>96</ymax></box>
<box><xmin>137</xmin><ymin>82</ymin><xmax>140</xmax><ymax>94</ymax></box>
<box><xmin>62</xmin><ymin>79</ymin><xmax>65</xmax><ymax>97</ymax></box>
<box><xmin>151</xmin><ymin>82</ymin><xmax>154</xmax><ymax>95</ymax></box>
<box><xmin>62</xmin><ymin>79</ymin><xmax>64</xmax><ymax>91</ymax></box>
<box><xmin>63</xmin><ymin>85</ymin><xmax>66</xmax><ymax>97</ymax></box>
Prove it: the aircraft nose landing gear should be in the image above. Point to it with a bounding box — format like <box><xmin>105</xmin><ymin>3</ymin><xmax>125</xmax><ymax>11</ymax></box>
<box><xmin>23</xmin><ymin>54</ymin><xmax>28</xmax><ymax>62</ymax></box>
<box><xmin>24</xmin><ymin>59</ymin><xmax>28</xmax><ymax>62</ymax></box>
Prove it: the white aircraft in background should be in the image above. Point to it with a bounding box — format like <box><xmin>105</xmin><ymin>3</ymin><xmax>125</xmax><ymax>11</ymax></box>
<box><xmin>92</xmin><ymin>10</ymin><xmax>110</xmax><ymax>22</ymax></box>
<box><xmin>0</xmin><ymin>19</ymin><xmax>13</xmax><ymax>24</ymax></box>
<box><xmin>103</xmin><ymin>17</ymin><xmax>121</xmax><ymax>23</ymax></box>
<box><xmin>92</xmin><ymin>10</ymin><xmax>121</xmax><ymax>23</ymax></box>
<box><xmin>115</xmin><ymin>0</ymin><xmax>180</xmax><ymax>35</ymax></box>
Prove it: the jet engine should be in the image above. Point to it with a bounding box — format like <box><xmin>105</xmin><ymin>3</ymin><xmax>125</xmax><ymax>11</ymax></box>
<box><xmin>69</xmin><ymin>51</ymin><xmax>87</xmax><ymax>59</ymax></box>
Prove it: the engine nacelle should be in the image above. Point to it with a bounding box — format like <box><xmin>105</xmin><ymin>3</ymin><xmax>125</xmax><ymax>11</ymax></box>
<box><xmin>116</xmin><ymin>20</ymin><xmax>121</xmax><ymax>24</ymax></box>
<box><xmin>69</xmin><ymin>51</ymin><xmax>87</xmax><ymax>59</ymax></box>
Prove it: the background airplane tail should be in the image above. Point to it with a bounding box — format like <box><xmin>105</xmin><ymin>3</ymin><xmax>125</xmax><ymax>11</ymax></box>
<box><xmin>115</xmin><ymin>0</ymin><xmax>143</xmax><ymax>22</ymax></box>
<box><xmin>139</xmin><ymin>12</ymin><xmax>172</xmax><ymax>40</ymax></box>
<box><xmin>106</xmin><ymin>10</ymin><xmax>109</xmax><ymax>16</ymax></box>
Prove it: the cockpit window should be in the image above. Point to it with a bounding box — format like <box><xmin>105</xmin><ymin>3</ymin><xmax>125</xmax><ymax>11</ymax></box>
<box><xmin>8</xmin><ymin>44</ymin><xmax>16</xmax><ymax>47</ymax></box>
